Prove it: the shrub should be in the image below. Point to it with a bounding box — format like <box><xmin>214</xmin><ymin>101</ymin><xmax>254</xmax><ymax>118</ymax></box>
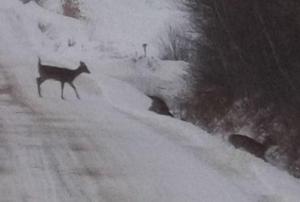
<box><xmin>62</xmin><ymin>0</ymin><xmax>81</xmax><ymax>19</ymax></box>
<box><xmin>158</xmin><ymin>25</ymin><xmax>194</xmax><ymax>61</ymax></box>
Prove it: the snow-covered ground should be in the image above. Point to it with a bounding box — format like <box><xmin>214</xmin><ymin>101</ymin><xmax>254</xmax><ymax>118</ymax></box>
<box><xmin>0</xmin><ymin>0</ymin><xmax>300</xmax><ymax>201</ymax></box>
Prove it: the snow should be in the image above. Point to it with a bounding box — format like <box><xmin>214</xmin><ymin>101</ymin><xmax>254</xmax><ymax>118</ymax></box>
<box><xmin>0</xmin><ymin>0</ymin><xmax>300</xmax><ymax>201</ymax></box>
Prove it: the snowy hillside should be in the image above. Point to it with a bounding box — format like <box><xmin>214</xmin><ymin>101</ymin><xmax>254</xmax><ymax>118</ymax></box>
<box><xmin>0</xmin><ymin>0</ymin><xmax>300</xmax><ymax>201</ymax></box>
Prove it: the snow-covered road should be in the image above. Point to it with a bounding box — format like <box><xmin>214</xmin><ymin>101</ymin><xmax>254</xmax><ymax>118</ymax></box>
<box><xmin>0</xmin><ymin>62</ymin><xmax>253</xmax><ymax>202</ymax></box>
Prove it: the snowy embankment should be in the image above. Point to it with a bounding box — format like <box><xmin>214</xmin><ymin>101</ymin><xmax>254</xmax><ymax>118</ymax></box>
<box><xmin>0</xmin><ymin>1</ymin><xmax>300</xmax><ymax>202</ymax></box>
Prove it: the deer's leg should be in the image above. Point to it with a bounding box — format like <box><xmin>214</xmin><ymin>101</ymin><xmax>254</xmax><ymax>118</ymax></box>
<box><xmin>61</xmin><ymin>82</ymin><xmax>65</xmax><ymax>100</ymax></box>
<box><xmin>36</xmin><ymin>77</ymin><xmax>45</xmax><ymax>97</ymax></box>
<box><xmin>69</xmin><ymin>82</ymin><xmax>80</xmax><ymax>99</ymax></box>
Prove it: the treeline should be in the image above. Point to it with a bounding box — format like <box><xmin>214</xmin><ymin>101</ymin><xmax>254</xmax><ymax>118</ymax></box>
<box><xmin>183</xmin><ymin>0</ymin><xmax>300</xmax><ymax>164</ymax></box>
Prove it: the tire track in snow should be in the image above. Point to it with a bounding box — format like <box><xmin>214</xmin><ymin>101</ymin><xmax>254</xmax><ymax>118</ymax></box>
<box><xmin>0</xmin><ymin>65</ymin><xmax>120</xmax><ymax>201</ymax></box>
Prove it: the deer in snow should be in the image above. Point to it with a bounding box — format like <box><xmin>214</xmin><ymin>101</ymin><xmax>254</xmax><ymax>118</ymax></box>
<box><xmin>148</xmin><ymin>95</ymin><xmax>174</xmax><ymax>117</ymax></box>
<box><xmin>36</xmin><ymin>57</ymin><xmax>90</xmax><ymax>99</ymax></box>
<box><xmin>228</xmin><ymin>134</ymin><xmax>269</xmax><ymax>160</ymax></box>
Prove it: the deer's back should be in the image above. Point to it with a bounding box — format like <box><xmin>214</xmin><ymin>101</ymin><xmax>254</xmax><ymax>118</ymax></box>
<box><xmin>229</xmin><ymin>134</ymin><xmax>267</xmax><ymax>159</ymax></box>
<box><xmin>39</xmin><ymin>65</ymin><xmax>76</xmax><ymax>82</ymax></box>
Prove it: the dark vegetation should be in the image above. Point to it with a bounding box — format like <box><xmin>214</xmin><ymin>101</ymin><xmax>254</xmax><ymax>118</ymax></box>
<box><xmin>62</xmin><ymin>0</ymin><xmax>82</xmax><ymax>19</ymax></box>
<box><xmin>158</xmin><ymin>26</ymin><xmax>194</xmax><ymax>61</ymax></box>
<box><xmin>182</xmin><ymin>0</ymin><xmax>300</xmax><ymax>169</ymax></box>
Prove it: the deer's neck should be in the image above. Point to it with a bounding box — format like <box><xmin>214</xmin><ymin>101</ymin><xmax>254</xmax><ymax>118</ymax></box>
<box><xmin>74</xmin><ymin>67</ymin><xmax>83</xmax><ymax>78</ymax></box>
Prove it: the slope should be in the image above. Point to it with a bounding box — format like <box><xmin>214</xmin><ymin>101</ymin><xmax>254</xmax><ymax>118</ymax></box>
<box><xmin>0</xmin><ymin>1</ymin><xmax>300</xmax><ymax>202</ymax></box>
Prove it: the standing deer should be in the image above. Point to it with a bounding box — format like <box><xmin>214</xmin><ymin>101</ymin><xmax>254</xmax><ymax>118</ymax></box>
<box><xmin>36</xmin><ymin>58</ymin><xmax>90</xmax><ymax>99</ymax></box>
<box><xmin>228</xmin><ymin>134</ymin><xmax>268</xmax><ymax>160</ymax></box>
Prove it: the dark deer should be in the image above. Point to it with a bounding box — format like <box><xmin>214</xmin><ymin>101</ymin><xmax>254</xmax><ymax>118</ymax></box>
<box><xmin>36</xmin><ymin>58</ymin><xmax>90</xmax><ymax>99</ymax></box>
<box><xmin>228</xmin><ymin>134</ymin><xmax>268</xmax><ymax>160</ymax></box>
<box><xmin>148</xmin><ymin>95</ymin><xmax>173</xmax><ymax>117</ymax></box>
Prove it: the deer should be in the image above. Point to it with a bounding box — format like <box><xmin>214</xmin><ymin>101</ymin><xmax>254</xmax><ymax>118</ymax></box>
<box><xmin>228</xmin><ymin>134</ymin><xmax>269</xmax><ymax>160</ymax></box>
<box><xmin>148</xmin><ymin>95</ymin><xmax>174</xmax><ymax>117</ymax></box>
<box><xmin>36</xmin><ymin>57</ymin><xmax>90</xmax><ymax>100</ymax></box>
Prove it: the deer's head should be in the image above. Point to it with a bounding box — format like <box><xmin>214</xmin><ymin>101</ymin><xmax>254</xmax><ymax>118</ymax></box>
<box><xmin>79</xmin><ymin>61</ymin><xmax>90</xmax><ymax>74</ymax></box>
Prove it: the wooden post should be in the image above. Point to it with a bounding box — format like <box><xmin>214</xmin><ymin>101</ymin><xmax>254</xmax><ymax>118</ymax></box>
<box><xmin>142</xmin><ymin>43</ymin><xmax>148</xmax><ymax>57</ymax></box>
